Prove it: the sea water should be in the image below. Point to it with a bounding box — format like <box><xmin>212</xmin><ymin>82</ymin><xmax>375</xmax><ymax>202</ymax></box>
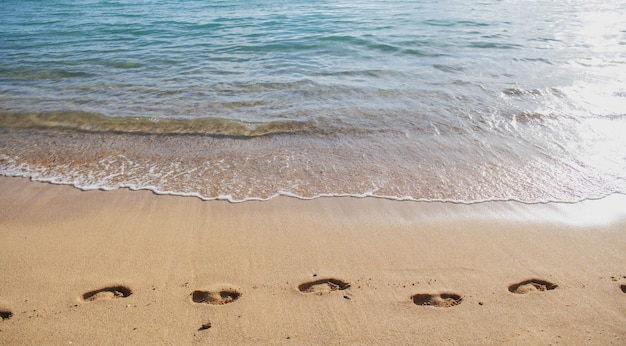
<box><xmin>1</xmin><ymin>0</ymin><xmax>625</xmax><ymax>202</ymax></box>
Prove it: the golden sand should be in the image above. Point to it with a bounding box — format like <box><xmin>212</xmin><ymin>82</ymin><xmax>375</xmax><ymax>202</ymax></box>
<box><xmin>0</xmin><ymin>177</ymin><xmax>624</xmax><ymax>344</ymax></box>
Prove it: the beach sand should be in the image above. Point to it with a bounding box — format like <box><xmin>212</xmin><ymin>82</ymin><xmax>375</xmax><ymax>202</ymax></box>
<box><xmin>0</xmin><ymin>176</ymin><xmax>624</xmax><ymax>344</ymax></box>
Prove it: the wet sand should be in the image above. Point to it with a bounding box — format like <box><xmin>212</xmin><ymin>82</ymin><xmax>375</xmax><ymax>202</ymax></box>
<box><xmin>0</xmin><ymin>176</ymin><xmax>624</xmax><ymax>344</ymax></box>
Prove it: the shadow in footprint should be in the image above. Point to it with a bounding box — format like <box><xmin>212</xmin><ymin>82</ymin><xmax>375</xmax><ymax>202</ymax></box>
<box><xmin>508</xmin><ymin>279</ymin><xmax>557</xmax><ymax>294</ymax></box>
<box><xmin>621</xmin><ymin>284</ymin><xmax>626</xmax><ymax>294</ymax></box>
<box><xmin>192</xmin><ymin>289</ymin><xmax>241</xmax><ymax>305</ymax></box>
<box><xmin>0</xmin><ymin>310</ymin><xmax>13</xmax><ymax>320</ymax></box>
<box><xmin>298</xmin><ymin>278</ymin><xmax>350</xmax><ymax>295</ymax></box>
<box><xmin>82</xmin><ymin>285</ymin><xmax>133</xmax><ymax>302</ymax></box>
<box><xmin>411</xmin><ymin>293</ymin><xmax>463</xmax><ymax>308</ymax></box>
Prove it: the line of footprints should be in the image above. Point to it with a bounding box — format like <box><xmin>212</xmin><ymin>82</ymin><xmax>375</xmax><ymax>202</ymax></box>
<box><xmin>1</xmin><ymin>277</ymin><xmax>625</xmax><ymax>328</ymax></box>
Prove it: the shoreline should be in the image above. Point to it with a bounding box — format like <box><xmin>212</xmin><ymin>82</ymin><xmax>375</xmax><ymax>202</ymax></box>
<box><xmin>0</xmin><ymin>176</ymin><xmax>625</xmax><ymax>344</ymax></box>
<box><xmin>3</xmin><ymin>171</ymin><xmax>625</xmax><ymax>207</ymax></box>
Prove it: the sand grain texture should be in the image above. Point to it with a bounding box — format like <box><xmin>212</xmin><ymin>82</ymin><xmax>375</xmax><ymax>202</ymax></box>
<box><xmin>0</xmin><ymin>177</ymin><xmax>625</xmax><ymax>344</ymax></box>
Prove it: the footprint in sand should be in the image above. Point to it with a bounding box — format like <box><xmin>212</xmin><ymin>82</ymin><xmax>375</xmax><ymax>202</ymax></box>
<box><xmin>297</xmin><ymin>278</ymin><xmax>351</xmax><ymax>295</ymax></box>
<box><xmin>81</xmin><ymin>285</ymin><xmax>133</xmax><ymax>302</ymax></box>
<box><xmin>508</xmin><ymin>279</ymin><xmax>558</xmax><ymax>294</ymax></box>
<box><xmin>191</xmin><ymin>288</ymin><xmax>241</xmax><ymax>305</ymax></box>
<box><xmin>0</xmin><ymin>310</ymin><xmax>13</xmax><ymax>320</ymax></box>
<box><xmin>411</xmin><ymin>293</ymin><xmax>463</xmax><ymax>308</ymax></box>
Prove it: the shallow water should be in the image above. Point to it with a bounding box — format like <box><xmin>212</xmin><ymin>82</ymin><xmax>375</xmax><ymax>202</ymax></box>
<box><xmin>1</xmin><ymin>0</ymin><xmax>625</xmax><ymax>202</ymax></box>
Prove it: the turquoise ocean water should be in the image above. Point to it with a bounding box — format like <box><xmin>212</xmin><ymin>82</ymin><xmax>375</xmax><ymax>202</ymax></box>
<box><xmin>1</xmin><ymin>0</ymin><xmax>625</xmax><ymax>202</ymax></box>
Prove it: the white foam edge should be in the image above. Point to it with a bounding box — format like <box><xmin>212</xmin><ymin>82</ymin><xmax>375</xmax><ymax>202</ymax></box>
<box><xmin>2</xmin><ymin>169</ymin><xmax>622</xmax><ymax>207</ymax></box>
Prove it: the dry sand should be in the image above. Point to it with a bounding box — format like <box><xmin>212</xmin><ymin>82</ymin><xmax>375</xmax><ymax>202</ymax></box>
<box><xmin>0</xmin><ymin>176</ymin><xmax>625</xmax><ymax>345</ymax></box>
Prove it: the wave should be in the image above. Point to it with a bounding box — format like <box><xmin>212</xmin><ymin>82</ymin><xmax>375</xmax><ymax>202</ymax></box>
<box><xmin>0</xmin><ymin>111</ymin><xmax>316</xmax><ymax>138</ymax></box>
<box><xmin>0</xmin><ymin>109</ymin><xmax>427</xmax><ymax>139</ymax></box>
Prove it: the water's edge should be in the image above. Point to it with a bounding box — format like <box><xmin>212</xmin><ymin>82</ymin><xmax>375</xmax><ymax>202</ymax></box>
<box><xmin>2</xmin><ymin>172</ymin><xmax>621</xmax><ymax>206</ymax></box>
